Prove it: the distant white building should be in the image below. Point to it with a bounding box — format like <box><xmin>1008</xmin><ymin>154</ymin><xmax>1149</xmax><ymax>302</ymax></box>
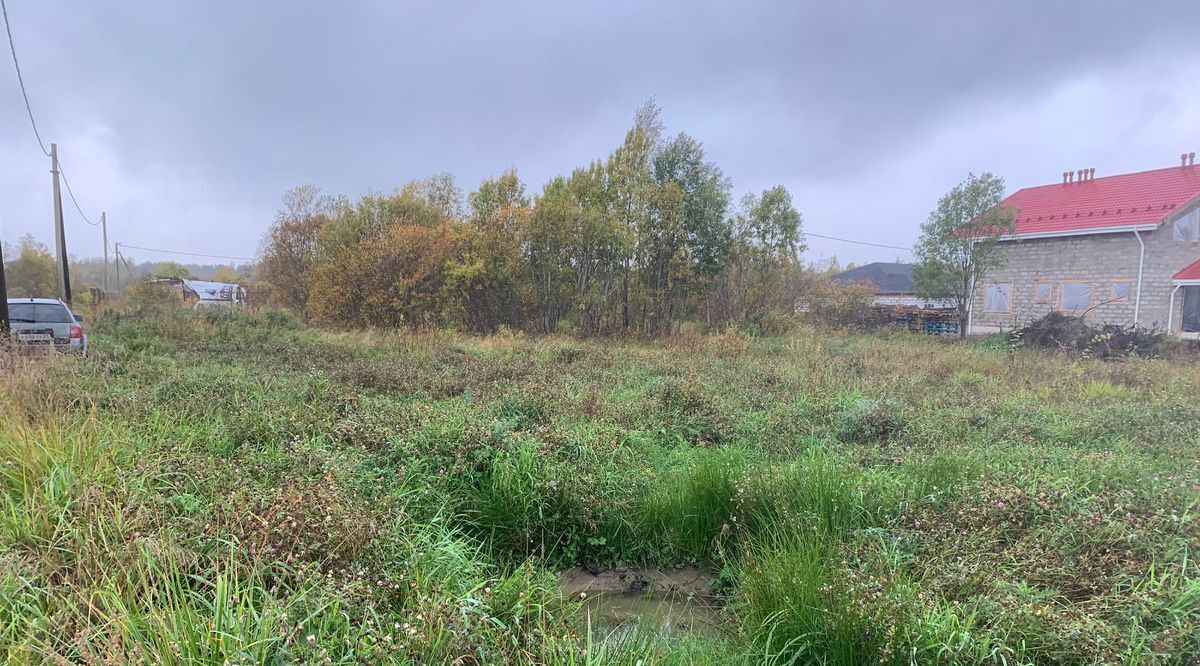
<box><xmin>831</xmin><ymin>262</ymin><xmax>951</xmax><ymax>308</ymax></box>
<box><xmin>150</xmin><ymin>278</ymin><xmax>247</xmax><ymax>308</ymax></box>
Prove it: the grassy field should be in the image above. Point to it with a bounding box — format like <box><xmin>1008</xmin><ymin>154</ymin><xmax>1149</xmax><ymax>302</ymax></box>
<box><xmin>1</xmin><ymin>309</ymin><xmax>1198</xmax><ymax>664</ymax></box>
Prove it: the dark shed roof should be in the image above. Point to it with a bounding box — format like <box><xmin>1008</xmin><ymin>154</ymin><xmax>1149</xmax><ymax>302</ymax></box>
<box><xmin>831</xmin><ymin>262</ymin><xmax>915</xmax><ymax>294</ymax></box>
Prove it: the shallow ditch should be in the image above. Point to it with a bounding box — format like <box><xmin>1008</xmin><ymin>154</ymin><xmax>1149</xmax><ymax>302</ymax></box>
<box><xmin>560</xmin><ymin>567</ymin><xmax>725</xmax><ymax>639</ymax></box>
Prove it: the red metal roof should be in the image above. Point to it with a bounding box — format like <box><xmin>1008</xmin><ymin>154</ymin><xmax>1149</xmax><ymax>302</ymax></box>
<box><xmin>1173</xmin><ymin>259</ymin><xmax>1200</xmax><ymax>282</ymax></box>
<box><xmin>1003</xmin><ymin>165</ymin><xmax>1200</xmax><ymax>237</ymax></box>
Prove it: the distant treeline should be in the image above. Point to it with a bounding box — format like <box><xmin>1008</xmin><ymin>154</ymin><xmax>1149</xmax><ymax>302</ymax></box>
<box><xmin>1</xmin><ymin>232</ymin><xmax>254</xmax><ymax>300</ymax></box>
<box><xmin>259</xmin><ymin>102</ymin><xmax>862</xmax><ymax>336</ymax></box>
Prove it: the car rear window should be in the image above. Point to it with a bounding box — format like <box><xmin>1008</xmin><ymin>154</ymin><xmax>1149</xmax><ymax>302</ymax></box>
<box><xmin>8</xmin><ymin>303</ymin><xmax>74</xmax><ymax>323</ymax></box>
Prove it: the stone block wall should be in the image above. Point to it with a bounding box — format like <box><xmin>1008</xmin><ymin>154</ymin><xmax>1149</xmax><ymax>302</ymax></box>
<box><xmin>969</xmin><ymin>202</ymin><xmax>1200</xmax><ymax>334</ymax></box>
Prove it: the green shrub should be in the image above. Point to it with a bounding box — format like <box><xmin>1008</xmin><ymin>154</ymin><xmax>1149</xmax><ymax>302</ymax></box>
<box><xmin>466</xmin><ymin>443</ymin><xmax>582</xmax><ymax>561</ymax></box>
<box><xmin>832</xmin><ymin>392</ymin><xmax>903</xmax><ymax>443</ymax></box>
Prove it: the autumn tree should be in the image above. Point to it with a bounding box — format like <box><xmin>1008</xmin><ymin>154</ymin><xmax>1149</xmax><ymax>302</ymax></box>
<box><xmin>258</xmin><ymin>185</ymin><xmax>331</xmax><ymax>317</ymax></box>
<box><xmin>253</xmin><ymin>103</ymin><xmax>805</xmax><ymax>338</ymax></box>
<box><xmin>210</xmin><ymin>266</ymin><xmax>242</xmax><ymax>284</ymax></box>
<box><xmin>568</xmin><ymin>163</ymin><xmax>628</xmax><ymax>336</ymax></box>
<box><xmin>738</xmin><ymin>186</ymin><xmax>804</xmax><ymax>262</ymax></box>
<box><xmin>524</xmin><ymin>176</ymin><xmax>577</xmax><ymax>333</ymax></box>
<box><xmin>300</xmin><ymin>177</ymin><xmax>466</xmax><ymax>329</ymax></box>
<box><xmin>447</xmin><ymin>168</ymin><xmax>532</xmax><ymax>332</ymax></box>
<box><xmin>607</xmin><ymin>100</ymin><xmax>663</xmax><ymax>332</ymax></box>
<box><xmin>399</xmin><ymin>172</ymin><xmax>466</xmax><ymax>220</ymax></box>
<box><xmin>712</xmin><ymin>186</ymin><xmax>805</xmax><ymax>330</ymax></box>
<box><xmin>315</xmin><ymin>190</ymin><xmax>444</xmax><ymax>258</ymax></box>
<box><xmin>913</xmin><ymin>172</ymin><xmax>1016</xmax><ymax>337</ymax></box>
<box><xmin>307</xmin><ymin>221</ymin><xmax>459</xmax><ymax>329</ymax></box>
<box><xmin>523</xmin><ymin>161</ymin><xmax>631</xmax><ymax>336</ymax></box>
<box><xmin>641</xmin><ymin>132</ymin><xmax>732</xmax><ymax>334</ymax></box>
<box><xmin>153</xmin><ymin>261</ymin><xmax>195</xmax><ymax>280</ymax></box>
<box><xmin>4</xmin><ymin>235</ymin><xmax>58</xmax><ymax>298</ymax></box>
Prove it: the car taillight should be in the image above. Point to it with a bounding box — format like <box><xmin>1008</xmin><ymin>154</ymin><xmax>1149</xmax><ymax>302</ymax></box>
<box><xmin>69</xmin><ymin>325</ymin><xmax>83</xmax><ymax>340</ymax></box>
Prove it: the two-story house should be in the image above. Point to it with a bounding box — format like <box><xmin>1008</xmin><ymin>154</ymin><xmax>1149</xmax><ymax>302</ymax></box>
<box><xmin>970</xmin><ymin>153</ymin><xmax>1200</xmax><ymax>336</ymax></box>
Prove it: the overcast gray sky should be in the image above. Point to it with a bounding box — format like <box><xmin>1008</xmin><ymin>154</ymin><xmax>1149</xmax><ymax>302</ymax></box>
<box><xmin>2</xmin><ymin>1</ymin><xmax>1199</xmax><ymax>266</ymax></box>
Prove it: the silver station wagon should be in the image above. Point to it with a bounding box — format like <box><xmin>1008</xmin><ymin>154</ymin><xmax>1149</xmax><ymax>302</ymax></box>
<box><xmin>5</xmin><ymin>297</ymin><xmax>88</xmax><ymax>354</ymax></box>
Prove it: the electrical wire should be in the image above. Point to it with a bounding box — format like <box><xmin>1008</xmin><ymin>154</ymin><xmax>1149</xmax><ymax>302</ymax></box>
<box><xmin>117</xmin><ymin>243</ymin><xmax>254</xmax><ymax>262</ymax></box>
<box><xmin>3</xmin><ymin>1</ymin><xmax>104</xmax><ymax>233</ymax></box>
<box><xmin>806</xmin><ymin>231</ymin><xmax>912</xmax><ymax>252</ymax></box>
<box><xmin>1</xmin><ymin>0</ymin><xmax>49</xmax><ymax>156</ymax></box>
<box><xmin>57</xmin><ymin>160</ymin><xmax>100</xmax><ymax>225</ymax></box>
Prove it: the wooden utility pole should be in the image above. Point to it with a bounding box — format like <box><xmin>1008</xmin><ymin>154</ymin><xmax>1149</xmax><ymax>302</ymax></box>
<box><xmin>50</xmin><ymin>143</ymin><xmax>71</xmax><ymax>303</ymax></box>
<box><xmin>114</xmin><ymin>242</ymin><xmax>121</xmax><ymax>293</ymax></box>
<box><xmin>101</xmin><ymin>211</ymin><xmax>108</xmax><ymax>293</ymax></box>
<box><xmin>118</xmin><ymin>248</ymin><xmax>137</xmax><ymax>294</ymax></box>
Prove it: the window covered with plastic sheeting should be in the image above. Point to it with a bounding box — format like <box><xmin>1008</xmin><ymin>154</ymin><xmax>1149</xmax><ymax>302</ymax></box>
<box><xmin>1174</xmin><ymin>208</ymin><xmax>1199</xmax><ymax>242</ymax></box>
<box><xmin>1061</xmin><ymin>283</ymin><xmax>1092</xmax><ymax>312</ymax></box>
<box><xmin>984</xmin><ymin>283</ymin><xmax>1011</xmax><ymax>312</ymax></box>
<box><xmin>1111</xmin><ymin>281</ymin><xmax>1133</xmax><ymax>304</ymax></box>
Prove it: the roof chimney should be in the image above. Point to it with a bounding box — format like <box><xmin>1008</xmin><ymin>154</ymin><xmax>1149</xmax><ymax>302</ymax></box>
<box><xmin>1184</xmin><ymin>153</ymin><xmax>1190</xmax><ymax>168</ymax></box>
<box><xmin>1089</xmin><ymin>168</ymin><xmax>1095</xmax><ymax>180</ymax></box>
<box><xmin>1068</xmin><ymin>171</ymin><xmax>1075</xmax><ymax>184</ymax></box>
<box><xmin>1076</xmin><ymin>169</ymin><xmax>1085</xmax><ymax>183</ymax></box>
<box><xmin>1190</xmin><ymin>152</ymin><xmax>1196</xmax><ymax>167</ymax></box>
<box><xmin>1062</xmin><ymin>171</ymin><xmax>1069</xmax><ymax>184</ymax></box>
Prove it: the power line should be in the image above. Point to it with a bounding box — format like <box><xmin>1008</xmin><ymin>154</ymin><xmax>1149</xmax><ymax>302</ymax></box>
<box><xmin>806</xmin><ymin>231</ymin><xmax>912</xmax><ymax>252</ymax></box>
<box><xmin>118</xmin><ymin>243</ymin><xmax>254</xmax><ymax>262</ymax></box>
<box><xmin>57</xmin><ymin>159</ymin><xmax>100</xmax><ymax>225</ymax></box>
<box><xmin>1</xmin><ymin>0</ymin><xmax>49</xmax><ymax>156</ymax></box>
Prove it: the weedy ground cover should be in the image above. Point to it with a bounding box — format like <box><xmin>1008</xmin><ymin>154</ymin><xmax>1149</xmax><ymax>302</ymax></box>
<box><xmin>1</xmin><ymin>310</ymin><xmax>1197</xmax><ymax>664</ymax></box>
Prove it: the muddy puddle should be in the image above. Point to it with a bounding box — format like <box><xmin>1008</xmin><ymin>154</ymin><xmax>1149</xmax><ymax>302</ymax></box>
<box><xmin>560</xmin><ymin>567</ymin><xmax>724</xmax><ymax>638</ymax></box>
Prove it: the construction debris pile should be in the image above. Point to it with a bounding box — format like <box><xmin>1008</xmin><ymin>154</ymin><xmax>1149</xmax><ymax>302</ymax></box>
<box><xmin>1009</xmin><ymin>312</ymin><xmax>1166</xmax><ymax>359</ymax></box>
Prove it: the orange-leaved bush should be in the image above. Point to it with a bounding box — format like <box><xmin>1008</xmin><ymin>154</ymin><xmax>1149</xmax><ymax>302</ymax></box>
<box><xmin>307</xmin><ymin>221</ymin><xmax>460</xmax><ymax>329</ymax></box>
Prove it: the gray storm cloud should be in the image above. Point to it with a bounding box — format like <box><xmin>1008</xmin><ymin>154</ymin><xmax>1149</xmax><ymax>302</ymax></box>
<box><xmin>3</xmin><ymin>0</ymin><xmax>1199</xmax><ymax>264</ymax></box>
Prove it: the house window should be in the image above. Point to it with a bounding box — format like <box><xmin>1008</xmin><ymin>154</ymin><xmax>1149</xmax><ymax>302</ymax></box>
<box><xmin>1033</xmin><ymin>281</ymin><xmax>1053</xmax><ymax>303</ymax></box>
<box><xmin>1174</xmin><ymin>208</ymin><xmax>1199</xmax><ymax>242</ymax></box>
<box><xmin>1060</xmin><ymin>282</ymin><xmax>1093</xmax><ymax>312</ymax></box>
<box><xmin>983</xmin><ymin>283</ymin><xmax>1011</xmax><ymax>313</ymax></box>
<box><xmin>1110</xmin><ymin>280</ymin><xmax>1133</xmax><ymax>304</ymax></box>
<box><xmin>1184</xmin><ymin>287</ymin><xmax>1200</xmax><ymax>333</ymax></box>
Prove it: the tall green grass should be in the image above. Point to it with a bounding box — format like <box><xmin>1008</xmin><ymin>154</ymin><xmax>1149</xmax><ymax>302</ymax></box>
<box><xmin>735</xmin><ymin>532</ymin><xmax>896</xmax><ymax>665</ymax></box>
<box><xmin>2</xmin><ymin>309</ymin><xmax>1198</xmax><ymax>664</ymax></box>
